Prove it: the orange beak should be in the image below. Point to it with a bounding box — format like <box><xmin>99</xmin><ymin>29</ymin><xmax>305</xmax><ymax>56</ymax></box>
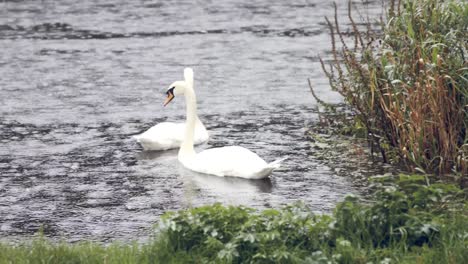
<box><xmin>163</xmin><ymin>92</ymin><xmax>174</xmax><ymax>107</ymax></box>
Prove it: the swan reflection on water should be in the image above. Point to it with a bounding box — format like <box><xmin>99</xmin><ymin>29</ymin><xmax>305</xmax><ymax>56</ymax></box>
<box><xmin>181</xmin><ymin>168</ymin><xmax>274</xmax><ymax>194</ymax></box>
<box><xmin>135</xmin><ymin>148</ymin><xmax>179</xmax><ymax>161</ymax></box>
<box><xmin>179</xmin><ymin>167</ymin><xmax>274</xmax><ymax>206</ymax></box>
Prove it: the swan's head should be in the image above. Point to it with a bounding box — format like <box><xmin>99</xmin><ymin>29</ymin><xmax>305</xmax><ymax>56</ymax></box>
<box><xmin>163</xmin><ymin>68</ymin><xmax>194</xmax><ymax>106</ymax></box>
<box><xmin>163</xmin><ymin>80</ymin><xmax>187</xmax><ymax>106</ymax></box>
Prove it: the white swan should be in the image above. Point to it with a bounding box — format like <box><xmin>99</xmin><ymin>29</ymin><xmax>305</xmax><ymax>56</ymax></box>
<box><xmin>133</xmin><ymin>70</ymin><xmax>209</xmax><ymax>151</ymax></box>
<box><xmin>164</xmin><ymin>68</ymin><xmax>285</xmax><ymax>179</ymax></box>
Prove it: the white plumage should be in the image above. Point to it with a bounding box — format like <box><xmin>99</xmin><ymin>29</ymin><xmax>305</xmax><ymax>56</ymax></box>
<box><xmin>133</xmin><ymin>120</ymin><xmax>208</xmax><ymax>151</ymax></box>
<box><xmin>133</xmin><ymin>68</ymin><xmax>208</xmax><ymax>151</ymax></box>
<box><xmin>181</xmin><ymin>146</ymin><xmax>286</xmax><ymax>179</ymax></box>
<box><xmin>165</xmin><ymin>68</ymin><xmax>285</xmax><ymax>179</ymax></box>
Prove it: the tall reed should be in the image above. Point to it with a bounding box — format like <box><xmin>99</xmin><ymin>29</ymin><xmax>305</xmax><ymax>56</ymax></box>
<box><xmin>316</xmin><ymin>0</ymin><xmax>467</xmax><ymax>177</ymax></box>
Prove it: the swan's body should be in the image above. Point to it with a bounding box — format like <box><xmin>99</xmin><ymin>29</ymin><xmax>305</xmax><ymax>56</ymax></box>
<box><xmin>133</xmin><ymin>118</ymin><xmax>208</xmax><ymax>151</ymax></box>
<box><xmin>181</xmin><ymin>146</ymin><xmax>285</xmax><ymax>179</ymax></box>
<box><xmin>166</xmin><ymin>68</ymin><xmax>285</xmax><ymax>179</ymax></box>
<box><xmin>133</xmin><ymin>69</ymin><xmax>208</xmax><ymax>151</ymax></box>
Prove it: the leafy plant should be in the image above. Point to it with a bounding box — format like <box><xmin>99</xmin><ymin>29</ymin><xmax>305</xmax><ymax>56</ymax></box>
<box><xmin>150</xmin><ymin>176</ymin><xmax>467</xmax><ymax>263</ymax></box>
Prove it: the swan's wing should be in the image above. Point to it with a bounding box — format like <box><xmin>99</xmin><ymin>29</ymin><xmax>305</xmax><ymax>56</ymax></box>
<box><xmin>133</xmin><ymin>122</ymin><xmax>186</xmax><ymax>150</ymax></box>
<box><xmin>135</xmin><ymin>122</ymin><xmax>185</xmax><ymax>140</ymax></box>
<box><xmin>189</xmin><ymin>146</ymin><xmax>269</xmax><ymax>178</ymax></box>
<box><xmin>133</xmin><ymin>121</ymin><xmax>208</xmax><ymax>150</ymax></box>
<box><xmin>138</xmin><ymin>122</ymin><xmax>207</xmax><ymax>142</ymax></box>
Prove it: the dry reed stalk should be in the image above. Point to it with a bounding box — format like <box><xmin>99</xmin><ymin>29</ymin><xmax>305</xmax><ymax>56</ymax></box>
<box><xmin>313</xmin><ymin>0</ymin><xmax>467</xmax><ymax>177</ymax></box>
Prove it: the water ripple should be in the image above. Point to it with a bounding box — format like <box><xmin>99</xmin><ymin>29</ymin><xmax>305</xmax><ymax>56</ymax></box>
<box><xmin>0</xmin><ymin>22</ymin><xmax>324</xmax><ymax>40</ymax></box>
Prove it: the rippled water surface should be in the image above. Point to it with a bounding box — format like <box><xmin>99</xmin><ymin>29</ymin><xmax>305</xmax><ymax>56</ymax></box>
<box><xmin>0</xmin><ymin>0</ymin><xmax>386</xmax><ymax>242</ymax></box>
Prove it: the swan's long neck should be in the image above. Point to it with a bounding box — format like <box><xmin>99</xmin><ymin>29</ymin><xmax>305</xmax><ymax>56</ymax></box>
<box><xmin>179</xmin><ymin>84</ymin><xmax>197</xmax><ymax>160</ymax></box>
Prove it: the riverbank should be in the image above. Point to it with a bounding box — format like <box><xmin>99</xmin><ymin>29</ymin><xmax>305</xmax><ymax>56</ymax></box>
<box><xmin>1</xmin><ymin>175</ymin><xmax>466</xmax><ymax>263</ymax></box>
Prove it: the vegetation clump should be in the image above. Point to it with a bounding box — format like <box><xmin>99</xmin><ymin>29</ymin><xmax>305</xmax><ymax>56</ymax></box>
<box><xmin>1</xmin><ymin>176</ymin><xmax>466</xmax><ymax>263</ymax></box>
<box><xmin>316</xmin><ymin>0</ymin><xmax>468</xmax><ymax>177</ymax></box>
<box><xmin>152</xmin><ymin>175</ymin><xmax>467</xmax><ymax>263</ymax></box>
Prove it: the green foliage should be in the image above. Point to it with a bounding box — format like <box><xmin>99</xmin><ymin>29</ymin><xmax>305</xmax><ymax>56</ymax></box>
<box><xmin>332</xmin><ymin>175</ymin><xmax>464</xmax><ymax>250</ymax></box>
<box><xmin>1</xmin><ymin>178</ymin><xmax>466</xmax><ymax>263</ymax></box>
<box><xmin>155</xmin><ymin>203</ymin><xmax>333</xmax><ymax>263</ymax></box>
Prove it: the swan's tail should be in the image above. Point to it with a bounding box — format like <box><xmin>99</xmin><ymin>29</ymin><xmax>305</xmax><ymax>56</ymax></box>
<box><xmin>132</xmin><ymin>134</ymin><xmax>142</xmax><ymax>142</ymax></box>
<box><xmin>253</xmin><ymin>157</ymin><xmax>288</xmax><ymax>179</ymax></box>
<box><xmin>267</xmin><ymin>157</ymin><xmax>288</xmax><ymax>169</ymax></box>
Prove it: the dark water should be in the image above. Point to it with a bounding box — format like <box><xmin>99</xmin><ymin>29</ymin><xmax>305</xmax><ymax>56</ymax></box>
<box><xmin>0</xmin><ymin>0</ymin><xmax>387</xmax><ymax>242</ymax></box>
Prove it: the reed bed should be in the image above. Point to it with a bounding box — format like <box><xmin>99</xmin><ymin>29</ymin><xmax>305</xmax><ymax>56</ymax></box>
<box><xmin>315</xmin><ymin>0</ymin><xmax>468</xmax><ymax>177</ymax></box>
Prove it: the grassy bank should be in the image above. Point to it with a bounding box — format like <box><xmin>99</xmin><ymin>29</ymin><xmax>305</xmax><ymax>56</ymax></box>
<box><xmin>314</xmin><ymin>0</ymin><xmax>467</xmax><ymax>177</ymax></box>
<box><xmin>1</xmin><ymin>176</ymin><xmax>467</xmax><ymax>263</ymax></box>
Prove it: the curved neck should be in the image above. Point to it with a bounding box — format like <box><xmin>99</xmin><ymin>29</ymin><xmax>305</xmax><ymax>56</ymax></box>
<box><xmin>179</xmin><ymin>85</ymin><xmax>197</xmax><ymax>159</ymax></box>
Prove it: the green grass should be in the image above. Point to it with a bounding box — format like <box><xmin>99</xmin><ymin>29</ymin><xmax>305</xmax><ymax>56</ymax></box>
<box><xmin>1</xmin><ymin>175</ymin><xmax>467</xmax><ymax>263</ymax></box>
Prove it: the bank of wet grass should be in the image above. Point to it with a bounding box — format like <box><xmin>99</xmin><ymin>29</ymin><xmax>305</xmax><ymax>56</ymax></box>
<box><xmin>1</xmin><ymin>175</ymin><xmax>466</xmax><ymax>263</ymax></box>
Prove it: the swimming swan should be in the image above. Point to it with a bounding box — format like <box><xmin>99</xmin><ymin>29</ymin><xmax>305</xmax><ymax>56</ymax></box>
<box><xmin>133</xmin><ymin>70</ymin><xmax>209</xmax><ymax>151</ymax></box>
<box><xmin>164</xmin><ymin>68</ymin><xmax>285</xmax><ymax>179</ymax></box>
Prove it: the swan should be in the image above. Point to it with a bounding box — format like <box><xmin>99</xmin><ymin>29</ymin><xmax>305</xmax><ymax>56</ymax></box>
<box><xmin>164</xmin><ymin>68</ymin><xmax>286</xmax><ymax>179</ymax></box>
<box><xmin>132</xmin><ymin>70</ymin><xmax>209</xmax><ymax>151</ymax></box>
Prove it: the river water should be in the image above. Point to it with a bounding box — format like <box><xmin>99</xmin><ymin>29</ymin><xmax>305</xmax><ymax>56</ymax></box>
<box><xmin>0</xmin><ymin>0</ymin><xmax>386</xmax><ymax>242</ymax></box>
